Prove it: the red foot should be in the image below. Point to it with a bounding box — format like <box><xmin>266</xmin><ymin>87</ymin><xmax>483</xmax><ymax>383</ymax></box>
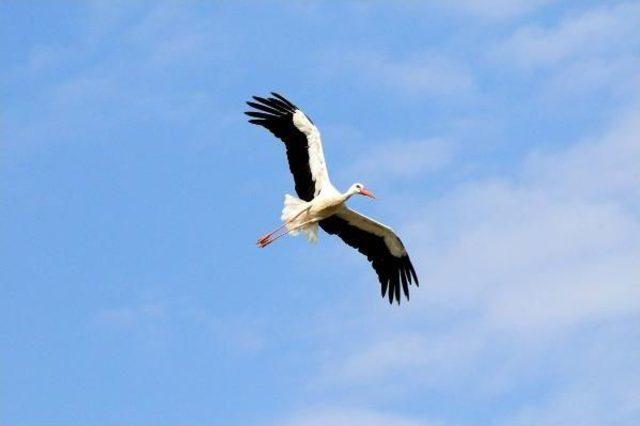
<box><xmin>257</xmin><ymin>234</ymin><xmax>273</xmax><ymax>248</ymax></box>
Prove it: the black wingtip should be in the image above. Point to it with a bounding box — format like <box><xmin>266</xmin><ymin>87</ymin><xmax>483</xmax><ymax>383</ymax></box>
<box><xmin>379</xmin><ymin>257</ymin><xmax>419</xmax><ymax>305</ymax></box>
<box><xmin>380</xmin><ymin>277</ymin><xmax>388</xmax><ymax>298</ymax></box>
<box><xmin>400</xmin><ymin>269</ymin><xmax>410</xmax><ymax>300</ymax></box>
<box><xmin>245</xmin><ymin>111</ymin><xmax>273</xmax><ymax>119</ymax></box>
<box><xmin>408</xmin><ymin>259</ymin><xmax>419</xmax><ymax>287</ymax></box>
<box><xmin>248</xmin><ymin>94</ymin><xmax>295</xmax><ymax>114</ymax></box>
<box><xmin>271</xmin><ymin>92</ymin><xmax>298</xmax><ymax>109</ymax></box>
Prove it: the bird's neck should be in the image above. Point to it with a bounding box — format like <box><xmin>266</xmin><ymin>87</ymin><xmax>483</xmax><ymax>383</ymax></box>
<box><xmin>341</xmin><ymin>189</ymin><xmax>357</xmax><ymax>202</ymax></box>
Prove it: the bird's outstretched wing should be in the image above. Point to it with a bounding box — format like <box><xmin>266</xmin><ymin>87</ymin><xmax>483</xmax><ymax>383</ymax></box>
<box><xmin>320</xmin><ymin>208</ymin><xmax>419</xmax><ymax>304</ymax></box>
<box><xmin>245</xmin><ymin>93</ymin><xmax>332</xmax><ymax>201</ymax></box>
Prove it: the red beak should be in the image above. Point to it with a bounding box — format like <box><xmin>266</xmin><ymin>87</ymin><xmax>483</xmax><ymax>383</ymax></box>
<box><xmin>360</xmin><ymin>188</ymin><xmax>376</xmax><ymax>199</ymax></box>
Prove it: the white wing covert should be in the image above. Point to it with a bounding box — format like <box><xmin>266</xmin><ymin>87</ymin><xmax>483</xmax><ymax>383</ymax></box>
<box><xmin>319</xmin><ymin>207</ymin><xmax>419</xmax><ymax>304</ymax></box>
<box><xmin>245</xmin><ymin>93</ymin><xmax>332</xmax><ymax>201</ymax></box>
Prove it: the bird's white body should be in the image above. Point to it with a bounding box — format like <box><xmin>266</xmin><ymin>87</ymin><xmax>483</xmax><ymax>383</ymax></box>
<box><xmin>281</xmin><ymin>186</ymin><xmax>352</xmax><ymax>243</ymax></box>
<box><xmin>246</xmin><ymin>92</ymin><xmax>419</xmax><ymax>303</ymax></box>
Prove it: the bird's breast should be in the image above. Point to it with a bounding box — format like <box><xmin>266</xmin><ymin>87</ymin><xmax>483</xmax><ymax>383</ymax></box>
<box><xmin>309</xmin><ymin>196</ymin><xmax>343</xmax><ymax>219</ymax></box>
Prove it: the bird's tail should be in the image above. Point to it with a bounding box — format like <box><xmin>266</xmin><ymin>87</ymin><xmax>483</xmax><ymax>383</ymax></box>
<box><xmin>281</xmin><ymin>194</ymin><xmax>318</xmax><ymax>243</ymax></box>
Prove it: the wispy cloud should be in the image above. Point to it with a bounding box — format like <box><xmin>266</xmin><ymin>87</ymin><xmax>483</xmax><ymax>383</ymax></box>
<box><xmin>304</xmin><ymin>11</ymin><xmax>640</xmax><ymax>423</ymax></box>
<box><xmin>494</xmin><ymin>2</ymin><xmax>640</xmax><ymax>69</ymax></box>
<box><xmin>6</xmin><ymin>1</ymin><xmax>639</xmax><ymax>423</ymax></box>
<box><xmin>345</xmin><ymin>139</ymin><xmax>453</xmax><ymax>184</ymax></box>
<box><xmin>92</xmin><ymin>301</ymin><xmax>265</xmax><ymax>354</ymax></box>
<box><xmin>94</xmin><ymin>302</ymin><xmax>166</xmax><ymax>329</ymax></box>
<box><xmin>5</xmin><ymin>1</ymin><xmax>235</xmax><ymax>156</ymax></box>
<box><xmin>434</xmin><ymin>0</ymin><xmax>557</xmax><ymax>19</ymax></box>
<box><xmin>317</xmin><ymin>328</ymin><xmax>485</xmax><ymax>392</ymax></box>
<box><xmin>522</xmin><ymin>103</ymin><xmax>640</xmax><ymax>204</ymax></box>
<box><xmin>392</xmin><ymin>0</ymin><xmax>557</xmax><ymax>20</ymax></box>
<box><xmin>188</xmin><ymin>307</ymin><xmax>266</xmax><ymax>353</ymax></box>
<box><xmin>411</xmin><ymin>104</ymin><xmax>640</xmax><ymax>331</ymax></box>
<box><xmin>280</xmin><ymin>407</ymin><xmax>441</xmax><ymax>426</ymax></box>
<box><xmin>319</xmin><ymin>50</ymin><xmax>474</xmax><ymax>97</ymax></box>
<box><xmin>310</xmin><ymin>90</ymin><xmax>640</xmax><ymax>425</ymax></box>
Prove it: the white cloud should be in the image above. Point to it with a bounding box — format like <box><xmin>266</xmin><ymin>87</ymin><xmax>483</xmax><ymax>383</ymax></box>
<box><xmin>505</xmin><ymin>321</ymin><xmax>640</xmax><ymax>425</ymax></box>
<box><xmin>5</xmin><ymin>2</ymin><xmax>235</xmax><ymax>156</ymax></box>
<box><xmin>542</xmin><ymin>57</ymin><xmax>640</xmax><ymax>105</ymax></box>
<box><xmin>93</xmin><ymin>301</ymin><xmax>265</xmax><ymax>353</ymax></box>
<box><xmin>319</xmin><ymin>51</ymin><xmax>474</xmax><ymax>97</ymax></box>
<box><xmin>92</xmin><ymin>302</ymin><xmax>170</xmax><ymax>349</ymax></box>
<box><xmin>411</xmin><ymin>105</ymin><xmax>640</xmax><ymax>332</ymax></box>
<box><xmin>94</xmin><ymin>302</ymin><xmax>166</xmax><ymax>329</ymax></box>
<box><xmin>345</xmin><ymin>139</ymin><xmax>453</xmax><ymax>183</ymax></box>
<box><xmin>187</xmin><ymin>307</ymin><xmax>266</xmax><ymax>353</ymax></box>
<box><xmin>435</xmin><ymin>0</ymin><xmax>557</xmax><ymax>19</ymax></box>
<box><xmin>125</xmin><ymin>2</ymin><xmax>211</xmax><ymax>65</ymax></box>
<box><xmin>510</xmin><ymin>382</ymin><xmax>640</xmax><ymax>426</ymax></box>
<box><xmin>317</xmin><ymin>328</ymin><xmax>486</xmax><ymax>392</ymax></box>
<box><xmin>280</xmin><ymin>407</ymin><xmax>441</xmax><ymax>426</ymax></box>
<box><xmin>395</xmin><ymin>0</ymin><xmax>558</xmax><ymax>20</ymax></box>
<box><xmin>522</xmin><ymin>104</ymin><xmax>640</xmax><ymax>205</ymax></box>
<box><xmin>494</xmin><ymin>2</ymin><xmax>640</xmax><ymax>69</ymax></box>
<box><xmin>308</xmin><ymin>90</ymin><xmax>640</xmax><ymax>426</ymax></box>
<box><xmin>14</xmin><ymin>2</ymin><xmax>638</xmax><ymax>423</ymax></box>
<box><xmin>295</xmin><ymin>0</ymin><xmax>557</xmax><ymax>21</ymax></box>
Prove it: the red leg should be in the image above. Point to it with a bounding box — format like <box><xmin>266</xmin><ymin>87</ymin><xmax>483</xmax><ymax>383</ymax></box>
<box><xmin>256</xmin><ymin>219</ymin><xmax>316</xmax><ymax>248</ymax></box>
<box><xmin>256</xmin><ymin>223</ymin><xmax>287</xmax><ymax>246</ymax></box>
<box><xmin>256</xmin><ymin>206</ymin><xmax>310</xmax><ymax>247</ymax></box>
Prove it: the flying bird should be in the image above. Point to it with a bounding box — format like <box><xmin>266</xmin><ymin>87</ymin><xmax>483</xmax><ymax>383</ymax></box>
<box><xmin>245</xmin><ymin>93</ymin><xmax>419</xmax><ymax>304</ymax></box>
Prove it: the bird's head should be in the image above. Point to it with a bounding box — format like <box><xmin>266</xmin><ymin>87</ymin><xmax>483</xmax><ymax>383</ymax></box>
<box><xmin>350</xmin><ymin>182</ymin><xmax>376</xmax><ymax>199</ymax></box>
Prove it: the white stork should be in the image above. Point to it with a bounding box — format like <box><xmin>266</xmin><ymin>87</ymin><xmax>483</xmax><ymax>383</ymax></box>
<box><xmin>245</xmin><ymin>93</ymin><xmax>419</xmax><ymax>304</ymax></box>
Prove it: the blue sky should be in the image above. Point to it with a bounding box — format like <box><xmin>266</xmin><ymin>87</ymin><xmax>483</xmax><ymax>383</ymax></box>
<box><xmin>2</xmin><ymin>1</ymin><xmax>639</xmax><ymax>424</ymax></box>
